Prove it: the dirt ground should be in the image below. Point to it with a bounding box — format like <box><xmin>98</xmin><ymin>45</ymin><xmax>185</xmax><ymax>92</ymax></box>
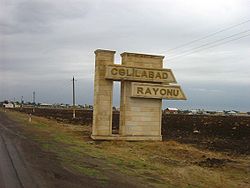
<box><xmin>1</xmin><ymin>109</ymin><xmax>250</xmax><ymax>188</ymax></box>
<box><xmin>0</xmin><ymin>110</ymin><xmax>148</xmax><ymax>188</ymax></box>
<box><xmin>15</xmin><ymin>107</ymin><xmax>250</xmax><ymax>154</ymax></box>
<box><xmin>162</xmin><ymin>114</ymin><xmax>250</xmax><ymax>154</ymax></box>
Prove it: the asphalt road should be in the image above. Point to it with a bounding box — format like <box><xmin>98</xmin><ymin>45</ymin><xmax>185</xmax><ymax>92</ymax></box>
<box><xmin>0</xmin><ymin>112</ymin><xmax>40</xmax><ymax>188</ymax></box>
<box><xmin>0</xmin><ymin>133</ymin><xmax>23</xmax><ymax>188</ymax></box>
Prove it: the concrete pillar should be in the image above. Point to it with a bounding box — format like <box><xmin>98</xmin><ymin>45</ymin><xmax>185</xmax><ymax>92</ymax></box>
<box><xmin>91</xmin><ymin>49</ymin><xmax>115</xmax><ymax>138</ymax></box>
<box><xmin>119</xmin><ymin>52</ymin><xmax>164</xmax><ymax>140</ymax></box>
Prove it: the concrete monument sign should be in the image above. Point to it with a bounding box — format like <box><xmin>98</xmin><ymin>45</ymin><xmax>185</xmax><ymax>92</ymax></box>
<box><xmin>92</xmin><ymin>49</ymin><xmax>186</xmax><ymax>141</ymax></box>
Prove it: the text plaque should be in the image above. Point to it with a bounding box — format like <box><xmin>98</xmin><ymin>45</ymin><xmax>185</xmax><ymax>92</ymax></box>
<box><xmin>105</xmin><ymin>64</ymin><xmax>176</xmax><ymax>83</ymax></box>
<box><xmin>131</xmin><ymin>82</ymin><xmax>186</xmax><ymax>100</ymax></box>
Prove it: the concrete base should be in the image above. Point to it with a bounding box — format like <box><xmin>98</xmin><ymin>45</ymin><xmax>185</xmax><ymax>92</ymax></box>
<box><xmin>91</xmin><ymin>135</ymin><xmax>162</xmax><ymax>141</ymax></box>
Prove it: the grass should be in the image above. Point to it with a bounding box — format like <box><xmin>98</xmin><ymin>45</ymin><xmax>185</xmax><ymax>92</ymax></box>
<box><xmin>2</xmin><ymin>109</ymin><xmax>250</xmax><ymax>188</ymax></box>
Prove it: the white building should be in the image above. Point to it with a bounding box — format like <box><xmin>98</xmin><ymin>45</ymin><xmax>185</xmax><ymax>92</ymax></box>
<box><xmin>165</xmin><ymin>108</ymin><xmax>179</xmax><ymax>114</ymax></box>
<box><xmin>226</xmin><ymin>111</ymin><xmax>237</xmax><ymax>115</ymax></box>
<box><xmin>39</xmin><ymin>103</ymin><xmax>52</xmax><ymax>107</ymax></box>
<box><xmin>3</xmin><ymin>103</ymin><xmax>14</xmax><ymax>108</ymax></box>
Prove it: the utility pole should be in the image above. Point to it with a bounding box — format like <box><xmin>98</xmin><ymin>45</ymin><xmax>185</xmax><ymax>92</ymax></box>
<box><xmin>32</xmin><ymin>91</ymin><xmax>36</xmax><ymax>113</ymax></box>
<box><xmin>72</xmin><ymin>76</ymin><xmax>76</xmax><ymax>118</ymax></box>
<box><xmin>33</xmin><ymin>91</ymin><xmax>36</xmax><ymax>104</ymax></box>
<box><xmin>21</xmin><ymin>96</ymin><xmax>24</xmax><ymax>110</ymax></box>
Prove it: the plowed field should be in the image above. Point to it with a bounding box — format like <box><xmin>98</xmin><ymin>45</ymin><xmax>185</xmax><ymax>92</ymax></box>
<box><xmin>13</xmin><ymin>108</ymin><xmax>250</xmax><ymax>154</ymax></box>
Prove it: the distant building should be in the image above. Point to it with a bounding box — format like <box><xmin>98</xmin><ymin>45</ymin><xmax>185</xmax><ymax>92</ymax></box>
<box><xmin>190</xmin><ymin>109</ymin><xmax>199</xmax><ymax>114</ymax></box>
<box><xmin>13</xmin><ymin>103</ymin><xmax>21</xmax><ymax>108</ymax></box>
<box><xmin>189</xmin><ymin>109</ymin><xmax>205</xmax><ymax>115</ymax></box>
<box><xmin>238</xmin><ymin>112</ymin><xmax>247</xmax><ymax>116</ymax></box>
<box><xmin>206</xmin><ymin>111</ymin><xmax>216</xmax><ymax>115</ymax></box>
<box><xmin>226</xmin><ymin>111</ymin><xmax>237</xmax><ymax>115</ymax></box>
<box><xmin>179</xmin><ymin>110</ymin><xmax>191</xmax><ymax>114</ymax></box>
<box><xmin>84</xmin><ymin>104</ymin><xmax>93</xmax><ymax>110</ymax></box>
<box><xmin>216</xmin><ymin>111</ymin><xmax>224</xmax><ymax>115</ymax></box>
<box><xmin>39</xmin><ymin>103</ymin><xmax>52</xmax><ymax>107</ymax></box>
<box><xmin>164</xmin><ymin>108</ymin><xmax>179</xmax><ymax>114</ymax></box>
<box><xmin>59</xmin><ymin>104</ymin><xmax>66</xmax><ymax>108</ymax></box>
<box><xmin>3</xmin><ymin>102</ymin><xmax>14</xmax><ymax>108</ymax></box>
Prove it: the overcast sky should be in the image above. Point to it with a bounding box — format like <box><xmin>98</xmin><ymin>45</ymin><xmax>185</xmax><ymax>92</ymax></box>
<box><xmin>1</xmin><ymin>0</ymin><xmax>250</xmax><ymax>111</ymax></box>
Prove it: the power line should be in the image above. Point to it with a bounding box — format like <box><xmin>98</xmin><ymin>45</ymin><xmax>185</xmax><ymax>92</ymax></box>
<box><xmin>167</xmin><ymin>33</ymin><xmax>250</xmax><ymax>61</ymax></box>
<box><xmin>167</xmin><ymin>29</ymin><xmax>250</xmax><ymax>59</ymax></box>
<box><xmin>166</xmin><ymin>19</ymin><xmax>250</xmax><ymax>52</ymax></box>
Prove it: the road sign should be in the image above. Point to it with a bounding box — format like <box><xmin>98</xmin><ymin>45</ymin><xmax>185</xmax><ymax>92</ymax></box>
<box><xmin>131</xmin><ymin>82</ymin><xmax>186</xmax><ymax>100</ymax></box>
<box><xmin>105</xmin><ymin>64</ymin><xmax>176</xmax><ymax>83</ymax></box>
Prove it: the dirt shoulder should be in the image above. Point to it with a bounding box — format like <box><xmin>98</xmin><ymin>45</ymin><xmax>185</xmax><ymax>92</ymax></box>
<box><xmin>1</xmin><ymin>109</ymin><xmax>249</xmax><ymax>188</ymax></box>
<box><xmin>0</xmin><ymin>110</ymin><xmax>147</xmax><ymax>188</ymax></box>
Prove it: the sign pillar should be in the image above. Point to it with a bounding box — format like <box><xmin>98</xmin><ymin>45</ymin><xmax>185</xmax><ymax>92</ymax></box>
<box><xmin>91</xmin><ymin>49</ymin><xmax>115</xmax><ymax>138</ymax></box>
<box><xmin>91</xmin><ymin>49</ymin><xmax>186</xmax><ymax>141</ymax></box>
<box><xmin>119</xmin><ymin>53</ymin><xmax>164</xmax><ymax>140</ymax></box>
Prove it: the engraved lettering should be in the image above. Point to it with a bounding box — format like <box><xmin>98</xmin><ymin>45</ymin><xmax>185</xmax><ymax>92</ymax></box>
<box><xmin>131</xmin><ymin>84</ymin><xmax>185</xmax><ymax>100</ymax></box>
<box><xmin>155</xmin><ymin>72</ymin><xmax>162</xmax><ymax>79</ymax></box>
<box><xmin>148</xmin><ymin>71</ymin><xmax>154</xmax><ymax>79</ymax></box>
<box><xmin>152</xmin><ymin>88</ymin><xmax>159</xmax><ymax>95</ymax></box>
<box><xmin>173</xmin><ymin>89</ymin><xmax>179</xmax><ymax>96</ymax></box>
<box><xmin>167</xmin><ymin>89</ymin><xmax>173</xmax><ymax>96</ymax></box>
<box><xmin>141</xmin><ymin>70</ymin><xmax>148</xmax><ymax>78</ymax></box>
<box><xmin>111</xmin><ymin>68</ymin><xmax>118</xmax><ymax>75</ymax></box>
<box><xmin>135</xmin><ymin>70</ymin><xmax>141</xmax><ymax>77</ymax></box>
<box><xmin>119</xmin><ymin>69</ymin><xmax>125</xmax><ymax>76</ymax></box>
<box><xmin>137</xmin><ymin>87</ymin><xmax>144</xmax><ymax>94</ymax></box>
<box><xmin>126</xmin><ymin>68</ymin><xmax>133</xmax><ymax>76</ymax></box>
<box><xmin>145</xmin><ymin>88</ymin><xmax>152</xmax><ymax>95</ymax></box>
<box><xmin>162</xmin><ymin>72</ymin><xmax>168</xmax><ymax>79</ymax></box>
<box><xmin>106</xmin><ymin>65</ymin><xmax>176</xmax><ymax>83</ymax></box>
<box><xmin>160</xmin><ymin>89</ymin><xmax>166</xmax><ymax>95</ymax></box>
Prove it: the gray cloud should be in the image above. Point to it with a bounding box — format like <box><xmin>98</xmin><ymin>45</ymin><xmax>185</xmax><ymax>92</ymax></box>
<box><xmin>1</xmin><ymin>0</ymin><xmax>250</xmax><ymax>111</ymax></box>
<box><xmin>1</xmin><ymin>0</ymin><xmax>91</xmax><ymax>35</ymax></box>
